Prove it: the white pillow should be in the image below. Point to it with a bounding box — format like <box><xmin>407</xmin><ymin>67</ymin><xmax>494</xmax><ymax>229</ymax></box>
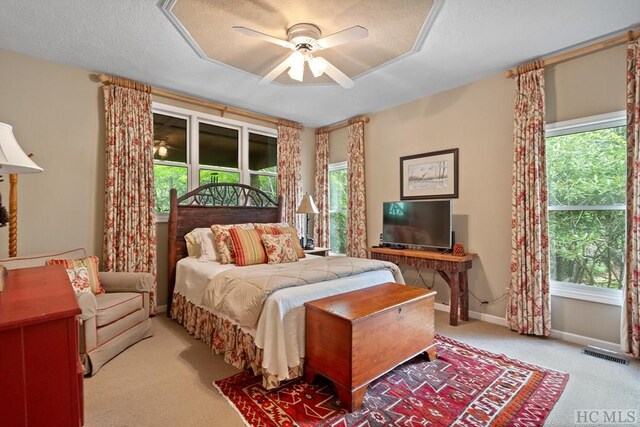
<box><xmin>185</xmin><ymin>228</ymin><xmax>218</xmax><ymax>261</ymax></box>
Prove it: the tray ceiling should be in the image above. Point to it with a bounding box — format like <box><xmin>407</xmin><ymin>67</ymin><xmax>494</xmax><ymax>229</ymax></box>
<box><xmin>167</xmin><ymin>0</ymin><xmax>434</xmax><ymax>85</ymax></box>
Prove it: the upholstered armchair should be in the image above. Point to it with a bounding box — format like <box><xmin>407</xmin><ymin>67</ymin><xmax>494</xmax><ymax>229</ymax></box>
<box><xmin>0</xmin><ymin>248</ymin><xmax>153</xmax><ymax>375</ymax></box>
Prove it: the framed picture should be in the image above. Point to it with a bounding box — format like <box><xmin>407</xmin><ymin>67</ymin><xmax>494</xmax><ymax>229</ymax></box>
<box><xmin>400</xmin><ymin>148</ymin><xmax>458</xmax><ymax>200</ymax></box>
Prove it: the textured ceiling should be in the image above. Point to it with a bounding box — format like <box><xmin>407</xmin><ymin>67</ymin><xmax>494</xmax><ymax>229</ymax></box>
<box><xmin>0</xmin><ymin>1</ymin><xmax>639</xmax><ymax>127</ymax></box>
<box><xmin>168</xmin><ymin>0</ymin><xmax>434</xmax><ymax>85</ymax></box>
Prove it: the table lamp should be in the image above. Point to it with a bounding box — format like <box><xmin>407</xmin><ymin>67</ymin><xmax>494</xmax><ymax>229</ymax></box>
<box><xmin>296</xmin><ymin>193</ymin><xmax>319</xmax><ymax>249</ymax></box>
<box><xmin>0</xmin><ymin>123</ymin><xmax>43</xmax><ymax>291</ymax></box>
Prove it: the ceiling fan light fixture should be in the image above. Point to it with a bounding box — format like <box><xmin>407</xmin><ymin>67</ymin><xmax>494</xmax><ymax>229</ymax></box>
<box><xmin>158</xmin><ymin>144</ymin><xmax>168</xmax><ymax>158</ymax></box>
<box><xmin>287</xmin><ymin>64</ymin><xmax>304</xmax><ymax>82</ymax></box>
<box><xmin>308</xmin><ymin>56</ymin><xmax>327</xmax><ymax>78</ymax></box>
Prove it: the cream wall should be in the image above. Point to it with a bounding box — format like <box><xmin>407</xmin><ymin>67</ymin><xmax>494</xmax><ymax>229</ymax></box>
<box><xmin>0</xmin><ymin>48</ymin><xmax>104</xmax><ymax>260</ymax></box>
<box><xmin>364</xmin><ymin>44</ymin><xmax>626</xmax><ymax>344</ymax></box>
<box><xmin>0</xmin><ymin>48</ymin><xmax>316</xmax><ymax>310</ymax></box>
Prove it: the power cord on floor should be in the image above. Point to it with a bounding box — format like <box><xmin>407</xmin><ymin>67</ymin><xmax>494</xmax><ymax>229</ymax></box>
<box><xmin>408</xmin><ymin>266</ymin><xmax>508</xmax><ymax>305</ymax></box>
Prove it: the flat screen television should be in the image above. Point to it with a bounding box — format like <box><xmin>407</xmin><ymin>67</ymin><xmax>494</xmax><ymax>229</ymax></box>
<box><xmin>382</xmin><ymin>200</ymin><xmax>452</xmax><ymax>250</ymax></box>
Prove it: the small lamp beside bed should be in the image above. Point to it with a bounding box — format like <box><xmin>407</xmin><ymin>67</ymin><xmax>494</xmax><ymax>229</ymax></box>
<box><xmin>296</xmin><ymin>193</ymin><xmax>318</xmax><ymax>250</ymax></box>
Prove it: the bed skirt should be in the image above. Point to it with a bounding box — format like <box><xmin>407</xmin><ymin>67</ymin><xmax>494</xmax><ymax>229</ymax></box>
<box><xmin>171</xmin><ymin>293</ymin><xmax>303</xmax><ymax>389</ymax></box>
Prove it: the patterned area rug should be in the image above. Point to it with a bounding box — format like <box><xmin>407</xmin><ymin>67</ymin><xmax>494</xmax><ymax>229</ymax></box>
<box><xmin>214</xmin><ymin>335</ymin><xmax>568</xmax><ymax>426</ymax></box>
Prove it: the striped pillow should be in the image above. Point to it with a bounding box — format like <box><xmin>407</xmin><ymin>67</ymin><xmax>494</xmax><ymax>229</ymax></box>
<box><xmin>47</xmin><ymin>256</ymin><xmax>105</xmax><ymax>294</ymax></box>
<box><xmin>229</xmin><ymin>227</ymin><xmax>281</xmax><ymax>266</ymax></box>
<box><xmin>211</xmin><ymin>223</ymin><xmax>255</xmax><ymax>264</ymax></box>
<box><xmin>254</xmin><ymin>223</ymin><xmax>306</xmax><ymax>259</ymax></box>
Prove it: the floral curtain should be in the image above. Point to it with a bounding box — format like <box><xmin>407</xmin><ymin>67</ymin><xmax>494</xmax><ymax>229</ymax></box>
<box><xmin>346</xmin><ymin>118</ymin><xmax>367</xmax><ymax>258</ymax></box>
<box><xmin>507</xmin><ymin>63</ymin><xmax>551</xmax><ymax>336</ymax></box>
<box><xmin>313</xmin><ymin>129</ymin><xmax>329</xmax><ymax>248</ymax></box>
<box><xmin>103</xmin><ymin>82</ymin><xmax>157</xmax><ymax>314</ymax></box>
<box><xmin>277</xmin><ymin>121</ymin><xmax>303</xmax><ymax>235</ymax></box>
<box><xmin>623</xmin><ymin>38</ymin><xmax>640</xmax><ymax>357</ymax></box>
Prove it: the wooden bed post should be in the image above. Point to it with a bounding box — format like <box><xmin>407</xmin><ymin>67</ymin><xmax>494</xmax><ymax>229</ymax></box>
<box><xmin>167</xmin><ymin>188</ymin><xmax>177</xmax><ymax>317</ymax></box>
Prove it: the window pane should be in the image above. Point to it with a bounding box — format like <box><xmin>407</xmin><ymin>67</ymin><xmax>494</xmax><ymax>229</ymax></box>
<box><xmin>548</xmin><ymin>210</ymin><xmax>624</xmax><ymax>289</ymax></box>
<box><xmin>546</xmin><ymin>124</ymin><xmax>626</xmax><ymax>290</ymax></box>
<box><xmin>329</xmin><ymin>212</ymin><xmax>347</xmax><ymax>254</ymax></box>
<box><xmin>249</xmin><ymin>133</ymin><xmax>277</xmax><ymax>172</ymax></box>
<box><xmin>250</xmin><ymin>174</ymin><xmax>277</xmax><ymax>201</ymax></box>
<box><xmin>547</xmin><ymin>126</ymin><xmax>626</xmax><ymax>206</ymax></box>
<box><xmin>199</xmin><ymin>169</ymin><xmax>240</xmax><ymax>185</ymax></box>
<box><xmin>154</xmin><ymin>164</ymin><xmax>187</xmax><ymax>213</ymax></box>
<box><xmin>153</xmin><ymin>113</ymin><xmax>187</xmax><ymax>162</ymax></box>
<box><xmin>329</xmin><ymin>167</ymin><xmax>348</xmax><ymax>254</ymax></box>
<box><xmin>199</xmin><ymin>123</ymin><xmax>238</xmax><ymax>169</ymax></box>
<box><xmin>329</xmin><ymin>169</ymin><xmax>347</xmax><ymax>212</ymax></box>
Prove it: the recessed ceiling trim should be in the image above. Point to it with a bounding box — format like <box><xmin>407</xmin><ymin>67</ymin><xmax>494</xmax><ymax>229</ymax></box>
<box><xmin>351</xmin><ymin>0</ymin><xmax>444</xmax><ymax>81</ymax></box>
<box><xmin>160</xmin><ymin>0</ymin><xmax>262</xmax><ymax>81</ymax></box>
<box><xmin>160</xmin><ymin>0</ymin><xmax>442</xmax><ymax>87</ymax></box>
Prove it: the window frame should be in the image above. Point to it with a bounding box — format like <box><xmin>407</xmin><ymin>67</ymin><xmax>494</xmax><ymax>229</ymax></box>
<box><xmin>545</xmin><ymin>110</ymin><xmax>626</xmax><ymax>306</ymax></box>
<box><xmin>153</xmin><ymin>102</ymin><xmax>278</xmax><ymax>222</ymax></box>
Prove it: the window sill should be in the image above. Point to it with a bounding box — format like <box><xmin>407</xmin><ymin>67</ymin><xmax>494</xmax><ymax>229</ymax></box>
<box><xmin>155</xmin><ymin>213</ymin><xmax>169</xmax><ymax>224</ymax></box>
<box><xmin>550</xmin><ymin>281</ymin><xmax>622</xmax><ymax>306</ymax></box>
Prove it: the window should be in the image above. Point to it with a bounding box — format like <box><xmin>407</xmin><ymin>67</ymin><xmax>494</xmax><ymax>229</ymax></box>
<box><xmin>152</xmin><ymin>103</ymin><xmax>277</xmax><ymax>218</ymax></box>
<box><xmin>329</xmin><ymin>162</ymin><xmax>348</xmax><ymax>254</ymax></box>
<box><xmin>546</xmin><ymin>112</ymin><xmax>625</xmax><ymax>305</ymax></box>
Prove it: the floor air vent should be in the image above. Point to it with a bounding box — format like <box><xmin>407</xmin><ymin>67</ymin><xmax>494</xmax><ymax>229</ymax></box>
<box><xmin>581</xmin><ymin>345</ymin><xmax>630</xmax><ymax>365</ymax></box>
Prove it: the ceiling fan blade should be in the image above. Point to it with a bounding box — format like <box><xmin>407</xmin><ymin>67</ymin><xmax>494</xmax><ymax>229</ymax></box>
<box><xmin>259</xmin><ymin>53</ymin><xmax>296</xmax><ymax>85</ymax></box>
<box><xmin>322</xmin><ymin>58</ymin><xmax>354</xmax><ymax>89</ymax></box>
<box><xmin>232</xmin><ymin>26</ymin><xmax>293</xmax><ymax>49</ymax></box>
<box><xmin>316</xmin><ymin>26</ymin><xmax>368</xmax><ymax>50</ymax></box>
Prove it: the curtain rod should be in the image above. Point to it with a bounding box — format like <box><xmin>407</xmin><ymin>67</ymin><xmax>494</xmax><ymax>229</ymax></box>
<box><xmin>505</xmin><ymin>28</ymin><xmax>640</xmax><ymax>79</ymax></box>
<box><xmin>95</xmin><ymin>73</ymin><xmax>303</xmax><ymax>130</ymax></box>
<box><xmin>316</xmin><ymin>115</ymin><xmax>370</xmax><ymax>134</ymax></box>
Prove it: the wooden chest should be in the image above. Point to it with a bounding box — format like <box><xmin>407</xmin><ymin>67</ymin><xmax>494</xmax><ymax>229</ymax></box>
<box><xmin>304</xmin><ymin>282</ymin><xmax>436</xmax><ymax>411</ymax></box>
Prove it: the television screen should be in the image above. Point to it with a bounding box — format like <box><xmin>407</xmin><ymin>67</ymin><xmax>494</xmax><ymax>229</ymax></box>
<box><xmin>382</xmin><ymin>200</ymin><xmax>452</xmax><ymax>250</ymax></box>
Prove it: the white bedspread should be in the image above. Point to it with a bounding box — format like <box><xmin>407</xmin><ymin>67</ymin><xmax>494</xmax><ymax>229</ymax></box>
<box><xmin>174</xmin><ymin>256</ymin><xmax>398</xmax><ymax>381</ymax></box>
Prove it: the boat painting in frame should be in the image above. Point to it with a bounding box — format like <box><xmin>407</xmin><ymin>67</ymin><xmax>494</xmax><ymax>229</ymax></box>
<box><xmin>400</xmin><ymin>148</ymin><xmax>458</xmax><ymax>200</ymax></box>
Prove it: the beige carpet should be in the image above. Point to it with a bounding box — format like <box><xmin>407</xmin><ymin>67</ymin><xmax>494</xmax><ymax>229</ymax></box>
<box><xmin>84</xmin><ymin>311</ymin><xmax>640</xmax><ymax>426</ymax></box>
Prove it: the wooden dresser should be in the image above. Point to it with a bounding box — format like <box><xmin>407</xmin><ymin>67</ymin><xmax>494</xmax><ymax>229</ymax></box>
<box><xmin>304</xmin><ymin>283</ymin><xmax>436</xmax><ymax>411</ymax></box>
<box><xmin>0</xmin><ymin>265</ymin><xmax>83</xmax><ymax>426</ymax></box>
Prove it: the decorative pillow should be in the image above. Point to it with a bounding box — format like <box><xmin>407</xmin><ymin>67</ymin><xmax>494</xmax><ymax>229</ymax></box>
<box><xmin>228</xmin><ymin>227</ymin><xmax>274</xmax><ymax>266</ymax></box>
<box><xmin>47</xmin><ymin>256</ymin><xmax>104</xmax><ymax>294</ymax></box>
<box><xmin>254</xmin><ymin>223</ymin><xmax>306</xmax><ymax>259</ymax></box>
<box><xmin>66</xmin><ymin>266</ymin><xmax>92</xmax><ymax>293</ymax></box>
<box><xmin>261</xmin><ymin>233</ymin><xmax>299</xmax><ymax>264</ymax></box>
<box><xmin>211</xmin><ymin>224</ymin><xmax>255</xmax><ymax>264</ymax></box>
<box><xmin>185</xmin><ymin>228</ymin><xmax>218</xmax><ymax>260</ymax></box>
<box><xmin>184</xmin><ymin>230</ymin><xmax>201</xmax><ymax>258</ymax></box>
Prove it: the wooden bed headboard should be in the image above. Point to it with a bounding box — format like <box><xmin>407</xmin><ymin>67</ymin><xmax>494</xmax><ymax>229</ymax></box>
<box><xmin>167</xmin><ymin>183</ymin><xmax>283</xmax><ymax>313</ymax></box>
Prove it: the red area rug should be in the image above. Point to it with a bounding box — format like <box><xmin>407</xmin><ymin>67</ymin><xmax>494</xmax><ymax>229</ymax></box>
<box><xmin>214</xmin><ymin>335</ymin><xmax>568</xmax><ymax>426</ymax></box>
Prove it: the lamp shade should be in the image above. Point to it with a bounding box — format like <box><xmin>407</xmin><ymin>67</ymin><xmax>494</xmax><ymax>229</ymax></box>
<box><xmin>0</xmin><ymin>123</ymin><xmax>43</xmax><ymax>174</ymax></box>
<box><xmin>296</xmin><ymin>193</ymin><xmax>319</xmax><ymax>214</ymax></box>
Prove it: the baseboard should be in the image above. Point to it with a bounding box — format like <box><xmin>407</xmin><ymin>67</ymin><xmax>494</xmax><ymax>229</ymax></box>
<box><xmin>549</xmin><ymin>329</ymin><xmax>620</xmax><ymax>352</ymax></box>
<box><xmin>155</xmin><ymin>304</ymin><xmax>168</xmax><ymax>314</ymax></box>
<box><xmin>434</xmin><ymin>303</ymin><xmax>620</xmax><ymax>351</ymax></box>
<box><xmin>434</xmin><ymin>303</ymin><xmax>508</xmax><ymax>327</ymax></box>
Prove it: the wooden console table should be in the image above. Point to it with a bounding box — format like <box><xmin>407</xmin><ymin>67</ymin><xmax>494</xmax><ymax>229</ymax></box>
<box><xmin>368</xmin><ymin>247</ymin><xmax>477</xmax><ymax>326</ymax></box>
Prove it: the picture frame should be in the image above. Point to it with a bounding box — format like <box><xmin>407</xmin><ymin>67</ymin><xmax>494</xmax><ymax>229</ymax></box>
<box><xmin>400</xmin><ymin>148</ymin><xmax>458</xmax><ymax>200</ymax></box>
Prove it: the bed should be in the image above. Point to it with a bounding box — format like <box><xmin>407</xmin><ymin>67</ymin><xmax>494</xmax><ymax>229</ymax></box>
<box><xmin>167</xmin><ymin>183</ymin><xmax>404</xmax><ymax>389</ymax></box>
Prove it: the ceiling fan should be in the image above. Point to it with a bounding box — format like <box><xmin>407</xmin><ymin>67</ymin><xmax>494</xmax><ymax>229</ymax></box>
<box><xmin>153</xmin><ymin>139</ymin><xmax>172</xmax><ymax>158</ymax></box>
<box><xmin>233</xmin><ymin>23</ymin><xmax>368</xmax><ymax>89</ymax></box>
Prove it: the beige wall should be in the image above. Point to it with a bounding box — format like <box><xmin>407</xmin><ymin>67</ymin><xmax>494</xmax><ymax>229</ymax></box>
<box><xmin>366</xmin><ymin>73</ymin><xmax>514</xmax><ymax>321</ymax></box>
<box><xmin>0</xmin><ymin>48</ymin><xmax>316</xmax><ymax>311</ymax></box>
<box><xmin>365</xmin><ymin>44</ymin><xmax>626</xmax><ymax>343</ymax></box>
<box><xmin>0</xmin><ymin>49</ymin><xmax>104</xmax><ymax>260</ymax></box>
